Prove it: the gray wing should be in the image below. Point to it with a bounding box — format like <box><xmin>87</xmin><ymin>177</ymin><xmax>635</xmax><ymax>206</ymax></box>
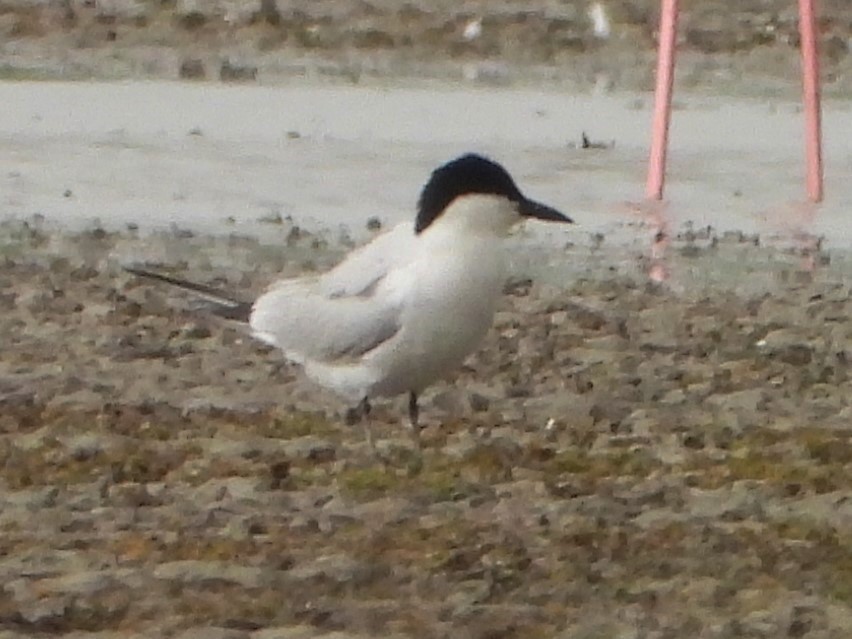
<box><xmin>249</xmin><ymin>223</ymin><xmax>416</xmax><ymax>364</ymax></box>
<box><xmin>318</xmin><ymin>221</ymin><xmax>415</xmax><ymax>297</ymax></box>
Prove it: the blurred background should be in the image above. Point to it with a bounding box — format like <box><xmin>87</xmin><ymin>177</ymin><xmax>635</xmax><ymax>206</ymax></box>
<box><xmin>2</xmin><ymin>1</ymin><xmax>851</xmax><ymax>241</ymax></box>
<box><xmin>1</xmin><ymin>0</ymin><xmax>850</xmax><ymax>95</ymax></box>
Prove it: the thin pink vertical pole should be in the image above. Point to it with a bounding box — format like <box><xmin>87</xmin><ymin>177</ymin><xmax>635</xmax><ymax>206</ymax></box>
<box><xmin>646</xmin><ymin>0</ymin><xmax>679</xmax><ymax>201</ymax></box>
<box><xmin>798</xmin><ymin>0</ymin><xmax>823</xmax><ymax>203</ymax></box>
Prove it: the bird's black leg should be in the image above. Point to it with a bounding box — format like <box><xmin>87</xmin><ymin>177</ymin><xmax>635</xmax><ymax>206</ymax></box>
<box><xmin>359</xmin><ymin>397</ymin><xmax>373</xmax><ymax>449</ymax></box>
<box><xmin>345</xmin><ymin>396</ymin><xmax>375</xmax><ymax>450</ymax></box>
<box><xmin>408</xmin><ymin>391</ymin><xmax>421</xmax><ymax>449</ymax></box>
<box><xmin>408</xmin><ymin>392</ymin><xmax>419</xmax><ymax>427</ymax></box>
<box><xmin>361</xmin><ymin>396</ymin><xmax>375</xmax><ymax>450</ymax></box>
<box><xmin>344</xmin><ymin>396</ymin><xmax>371</xmax><ymax>425</ymax></box>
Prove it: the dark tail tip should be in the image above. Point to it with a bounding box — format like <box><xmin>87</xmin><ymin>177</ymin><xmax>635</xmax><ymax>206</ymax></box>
<box><xmin>123</xmin><ymin>265</ymin><xmax>252</xmax><ymax>323</ymax></box>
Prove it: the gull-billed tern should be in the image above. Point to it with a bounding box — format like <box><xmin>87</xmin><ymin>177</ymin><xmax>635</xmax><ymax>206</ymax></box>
<box><xmin>126</xmin><ymin>153</ymin><xmax>572</xmax><ymax>448</ymax></box>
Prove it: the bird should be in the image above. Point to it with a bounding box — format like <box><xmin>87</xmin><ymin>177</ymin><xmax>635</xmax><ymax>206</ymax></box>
<box><xmin>125</xmin><ymin>153</ymin><xmax>572</xmax><ymax>450</ymax></box>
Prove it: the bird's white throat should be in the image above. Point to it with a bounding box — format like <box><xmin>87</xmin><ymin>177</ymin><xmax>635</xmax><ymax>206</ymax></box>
<box><xmin>422</xmin><ymin>193</ymin><xmax>521</xmax><ymax>239</ymax></box>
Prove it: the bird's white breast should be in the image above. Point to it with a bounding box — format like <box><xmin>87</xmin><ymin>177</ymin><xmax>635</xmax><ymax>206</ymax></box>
<box><xmin>259</xmin><ymin>196</ymin><xmax>517</xmax><ymax>401</ymax></box>
<box><xmin>363</xmin><ymin>201</ymin><xmax>511</xmax><ymax>397</ymax></box>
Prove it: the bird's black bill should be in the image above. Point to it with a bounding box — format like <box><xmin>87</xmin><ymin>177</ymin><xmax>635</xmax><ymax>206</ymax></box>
<box><xmin>519</xmin><ymin>198</ymin><xmax>573</xmax><ymax>223</ymax></box>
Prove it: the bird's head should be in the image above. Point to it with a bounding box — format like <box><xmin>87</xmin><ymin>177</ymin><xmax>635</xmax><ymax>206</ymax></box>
<box><xmin>414</xmin><ymin>154</ymin><xmax>572</xmax><ymax>235</ymax></box>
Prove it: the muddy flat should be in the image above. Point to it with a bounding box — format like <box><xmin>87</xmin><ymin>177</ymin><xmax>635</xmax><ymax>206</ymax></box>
<box><xmin>1</xmin><ymin>216</ymin><xmax>851</xmax><ymax>638</ymax></box>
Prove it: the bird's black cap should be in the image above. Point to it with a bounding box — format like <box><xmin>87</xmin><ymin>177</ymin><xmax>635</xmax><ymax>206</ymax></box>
<box><xmin>415</xmin><ymin>154</ymin><xmax>572</xmax><ymax>233</ymax></box>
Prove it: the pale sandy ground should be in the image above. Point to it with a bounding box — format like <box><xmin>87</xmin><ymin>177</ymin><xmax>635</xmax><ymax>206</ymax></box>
<box><xmin>2</xmin><ymin>80</ymin><xmax>851</xmax><ymax>247</ymax></box>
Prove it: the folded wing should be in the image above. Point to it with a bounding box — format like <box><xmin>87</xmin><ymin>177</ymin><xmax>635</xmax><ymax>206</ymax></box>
<box><xmin>249</xmin><ymin>222</ymin><xmax>416</xmax><ymax>364</ymax></box>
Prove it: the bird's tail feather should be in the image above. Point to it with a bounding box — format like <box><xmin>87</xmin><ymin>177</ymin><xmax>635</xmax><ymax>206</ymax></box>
<box><xmin>123</xmin><ymin>266</ymin><xmax>252</xmax><ymax>322</ymax></box>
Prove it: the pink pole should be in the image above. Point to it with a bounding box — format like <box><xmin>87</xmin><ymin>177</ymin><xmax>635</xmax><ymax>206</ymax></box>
<box><xmin>798</xmin><ymin>0</ymin><xmax>823</xmax><ymax>203</ymax></box>
<box><xmin>646</xmin><ymin>0</ymin><xmax>679</xmax><ymax>201</ymax></box>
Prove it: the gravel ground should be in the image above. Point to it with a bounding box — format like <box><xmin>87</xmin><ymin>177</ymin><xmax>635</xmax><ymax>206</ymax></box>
<box><xmin>1</xmin><ymin>218</ymin><xmax>851</xmax><ymax>638</ymax></box>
